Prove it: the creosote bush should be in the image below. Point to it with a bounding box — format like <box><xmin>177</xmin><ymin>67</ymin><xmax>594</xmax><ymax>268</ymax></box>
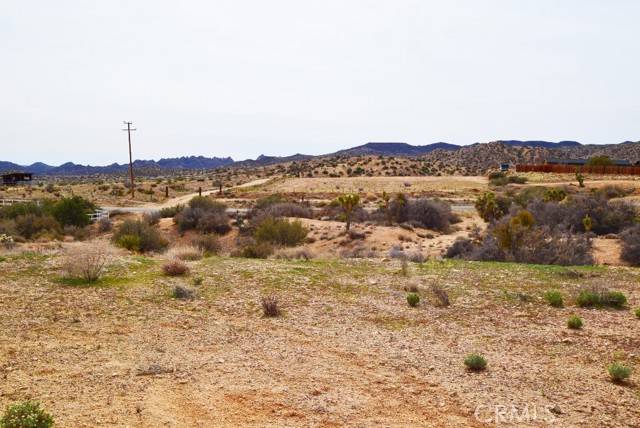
<box><xmin>464</xmin><ymin>353</ymin><xmax>487</xmax><ymax>371</ymax></box>
<box><xmin>0</xmin><ymin>400</ymin><xmax>54</xmax><ymax>428</ymax></box>
<box><xmin>174</xmin><ymin>197</ymin><xmax>230</xmax><ymax>235</ymax></box>
<box><xmin>607</xmin><ymin>362</ymin><xmax>632</xmax><ymax>383</ymax></box>
<box><xmin>635</xmin><ymin>308</ymin><xmax>640</xmax><ymax>319</ymax></box>
<box><xmin>567</xmin><ymin>315</ymin><xmax>583</xmax><ymax>330</ymax></box>
<box><xmin>162</xmin><ymin>260</ymin><xmax>189</xmax><ymax>276</ymax></box>
<box><xmin>406</xmin><ymin>293</ymin><xmax>420</xmax><ymax>307</ymax></box>
<box><xmin>254</xmin><ymin>218</ymin><xmax>307</xmax><ymax>246</ymax></box>
<box><xmin>113</xmin><ymin>219</ymin><xmax>167</xmax><ymax>253</ymax></box>
<box><xmin>261</xmin><ymin>295</ymin><xmax>280</xmax><ymax>317</ymax></box>
<box><xmin>544</xmin><ymin>290</ymin><xmax>564</xmax><ymax>308</ymax></box>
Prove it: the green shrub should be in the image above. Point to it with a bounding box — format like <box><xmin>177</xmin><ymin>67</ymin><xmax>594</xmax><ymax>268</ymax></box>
<box><xmin>464</xmin><ymin>353</ymin><xmax>487</xmax><ymax>371</ymax></box>
<box><xmin>112</xmin><ymin>219</ymin><xmax>167</xmax><ymax>253</ymax></box>
<box><xmin>234</xmin><ymin>242</ymin><xmax>274</xmax><ymax>259</ymax></box>
<box><xmin>159</xmin><ymin>205</ymin><xmax>183</xmax><ymax>218</ymax></box>
<box><xmin>116</xmin><ymin>234</ymin><xmax>141</xmax><ymax>251</ymax></box>
<box><xmin>567</xmin><ymin>315</ymin><xmax>583</xmax><ymax>329</ymax></box>
<box><xmin>544</xmin><ymin>290</ymin><xmax>564</xmax><ymax>308</ymax></box>
<box><xmin>0</xmin><ymin>400</ymin><xmax>54</xmax><ymax>428</ymax></box>
<box><xmin>254</xmin><ymin>218</ymin><xmax>307</xmax><ymax>246</ymax></box>
<box><xmin>607</xmin><ymin>362</ymin><xmax>632</xmax><ymax>383</ymax></box>
<box><xmin>475</xmin><ymin>192</ymin><xmax>510</xmax><ymax>222</ymax></box>
<box><xmin>634</xmin><ymin>308</ymin><xmax>640</xmax><ymax>319</ymax></box>
<box><xmin>14</xmin><ymin>214</ymin><xmax>61</xmax><ymax>240</ymax></box>
<box><xmin>51</xmin><ymin>196</ymin><xmax>95</xmax><ymax>227</ymax></box>
<box><xmin>576</xmin><ymin>288</ymin><xmax>627</xmax><ymax>309</ymax></box>
<box><xmin>603</xmin><ymin>291</ymin><xmax>628</xmax><ymax>309</ymax></box>
<box><xmin>406</xmin><ymin>293</ymin><xmax>420</xmax><ymax>307</ymax></box>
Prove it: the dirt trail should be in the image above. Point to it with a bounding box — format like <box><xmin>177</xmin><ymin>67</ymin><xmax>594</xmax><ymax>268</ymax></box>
<box><xmin>102</xmin><ymin>178</ymin><xmax>271</xmax><ymax>213</ymax></box>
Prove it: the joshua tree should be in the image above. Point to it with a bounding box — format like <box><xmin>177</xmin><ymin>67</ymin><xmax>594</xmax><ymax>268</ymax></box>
<box><xmin>336</xmin><ymin>193</ymin><xmax>360</xmax><ymax>231</ymax></box>
<box><xmin>575</xmin><ymin>168</ymin><xmax>585</xmax><ymax>187</ymax></box>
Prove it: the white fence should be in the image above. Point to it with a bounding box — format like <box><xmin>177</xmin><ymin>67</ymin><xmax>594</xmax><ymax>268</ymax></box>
<box><xmin>0</xmin><ymin>198</ymin><xmax>41</xmax><ymax>207</ymax></box>
<box><xmin>89</xmin><ymin>209</ymin><xmax>110</xmax><ymax>222</ymax></box>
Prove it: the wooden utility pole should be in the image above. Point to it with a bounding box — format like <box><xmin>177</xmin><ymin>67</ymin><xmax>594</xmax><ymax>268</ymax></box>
<box><xmin>122</xmin><ymin>121</ymin><xmax>137</xmax><ymax>198</ymax></box>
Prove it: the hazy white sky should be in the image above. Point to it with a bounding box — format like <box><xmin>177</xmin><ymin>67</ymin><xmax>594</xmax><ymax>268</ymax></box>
<box><xmin>2</xmin><ymin>0</ymin><xmax>639</xmax><ymax>165</ymax></box>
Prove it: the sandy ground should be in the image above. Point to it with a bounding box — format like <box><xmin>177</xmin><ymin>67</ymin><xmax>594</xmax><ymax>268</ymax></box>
<box><xmin>262</xmin><ymin>176</ymin><xmax>487</xmax><ymax>199</ymax></box>
<box><xmin>1</xmin><ymin>244</ymin><xmax>639</xmax><ymax>427</ymax></box>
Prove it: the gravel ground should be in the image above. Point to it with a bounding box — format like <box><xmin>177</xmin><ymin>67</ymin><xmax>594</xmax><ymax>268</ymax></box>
<box><xmin>1</xmin><ymin>246</ymin><xmax>639</xmax><ymax>427</ymax></box>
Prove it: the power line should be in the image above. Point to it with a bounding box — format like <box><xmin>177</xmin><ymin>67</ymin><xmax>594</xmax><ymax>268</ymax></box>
<box><xmin>122</xmin><ymin>121</ymin><xmax>137</xmax><ymax>198</ymax></box>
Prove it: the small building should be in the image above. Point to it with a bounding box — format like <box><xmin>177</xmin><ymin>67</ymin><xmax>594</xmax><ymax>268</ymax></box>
<box><xmin>1</xmin><ymin>172</ymin><xmax>34</xmax><ymax>185</ymax></box>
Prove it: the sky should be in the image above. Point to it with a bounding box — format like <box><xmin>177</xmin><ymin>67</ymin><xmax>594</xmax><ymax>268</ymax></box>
<box><xmin>1</xmin><ymin>0</ymin><xmax>639</xmax><ymax>165</ymax></box>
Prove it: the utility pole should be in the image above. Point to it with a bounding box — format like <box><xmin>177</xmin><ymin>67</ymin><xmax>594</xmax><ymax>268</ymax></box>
<box><xmin>122</xmin><ymin>121</ymin><xmax>136</xmax><ymax>198</ymax></box>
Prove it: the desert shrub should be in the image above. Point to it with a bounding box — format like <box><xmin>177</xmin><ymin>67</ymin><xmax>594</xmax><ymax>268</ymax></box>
<box><xmin>586</xmin><ymin>155</ymin><xmax>613</xmax><ymax>166</ymax></box>
<box><xmin>174</xmin><ymin>197</ymin><xmax>230</xmax><ymax>234</ymax></box>
<box><xmin>171</xmin><ymin>285</ymin><xmax>196</xmax><ymax>300</ymax></box>
<box><xmin>634</xmin><ymin>308</ymin><xmax>640</xmax><ymax>319</ymax></box>
<box><xmin>233</xmin><ymin>242</ymin><xmax>274</xmax><ymax>259</ymax></box>
<box><xmin>142</xmin><ymin>211</ymin><xmax>161</xmax><ymax>225</ymax></box>
<box><xmin>339</xmin><ymin>245</ymin><xmax>375</xmax><ymax>259</ymax></box>
<box><xmin>0</xmin><ymin>234</ymin><xmax>15</xmax><ymax>249</ymax></box>
<box><xmin>275</xmin><ymin>247</ymin><xmax>314</xmax><ymax>260</ymax></box>
<box><xmin>61</xmin><ymin>244</ymin><xmax>109</xmax><ymax>283</ymax></box>
<box><xmin>0</xmin><ymin>219</ymin><xmax>17</xmax><ymax>237</ymax></box>
<box><xmin>430</xmin><ymin>284</ymin><xmax>450</xmax><ymax>307</ymax></box>
<box><xmin>255</xmin><ymin>194</ymin><xmax>286</xmax><ymax>210</ymax></box>
<box><xmin>64</xmin><ymin>225</ymin><xmax>89</xmax><ymax>241</ymax></box>
<box><xmin>254</xmin><ymin>218</ymin><xmax>307</xmax><ymax>246</ymax></box>
<box><xmin>51</xmin><ymin>196</ymin><xmax>95</xmax><ymax>227</ymax></box>
<box><xmin>0</xmin><ymin>202</ymin><xmax>47</xmax><ymax>220</ymax></box>
<box><xmin>464</xmin><ymin>353</ymin><xmax>487</xmax><ymax>371</ymax></box>
<box><xmin>475</xmin><ymin>192</ymin><xmax>511</xmax><ymax>222</ymax></box>
<box><xmin>261</xmin><ymin>295</ymin><xmax>280</xmax><ymax>317</ymax></box>
<box><xmin>543</xmin><ymin>187</ymin><xmax>567</xmax><ymax>202</ymax></box>
<box><xmin>544</xmin><ymin>290</ymin><xmax>564</xmax><ymax>308</ymax></box>
<box><xmin>191</xmin><ymin>234</ymin><xmax>220</xmax><ymax>255</ymax></box>
<box><xmin>261</xmin><ymin>202</ymin><xmax>312</xmax><ymax>219</ymax></box>
<box><xmin>576</xmin><ymin>286</ymin><xmax>627</xmax><ymax>309</ymax></box>
<box><xmin>97</xmin><ymin>217</ymin><xmax>112</xmax><ymax>232</ymax></box>
<box><xmin>607</xmin><ymin>362</ymin><xmax>632</xmax><ymax>383</ymax></box>
<box><xmin>490</xmin><ymin>174</ymin><xmax>527</xmax><ymax>186</ymax></box>
<box><xmin>406</xmin><ymin>293</ymin><xmax>420</xmax><ymax>307</ymax></box>
<box><xmin>14</xmin><ymin>214</ymin><xmax>61</xmax><ymax>240</ymax></box>
<box><xmin>567</xmin><ymin>315</ymin><xmax>583</xmax><ymax>329</ymax></box>
<box><xmin>405</xmin><ymin>199</ymin><xmax>455</xmax><ymax>232</ymax></box>
<box><xmin>595</xmin><ymin>185</ymin><xmax>631</xmax><ymax>200</ymax></box>
<box><xmin>113</xmin><ymin>219</ymin><xmax>167</xmax><ymax>253</ymax></box>
<box><xmin>116</xmin><ymin>234</ymin><xmax>141</xmax><ymax>251</ymax></box>
<box><xmin>167</xmin><ymin>245</ymin><xmax>203</xmax><ymax>261</ymax></box>
<box><xmin>620</xmin><ymin>226</ymin><xmax>640</xmax><ymax>266</ymax></box>
<box><xmin>0</xmin><ymin>401</ymin><xmax>54</xmax><ymax>428</ymax></box>
<box><xmin>159</xmin><ymin>205</ymin><xmax>183</xmax><ymax>218</ymax></box>
<box><xmin>445</xmin><ymin>237</ymin><xmax>476</xmax><ymax>259</ymax></box>
<box><xmin>162</xmin><ymin>260</ymin><xmax>189</xmax><ymax>276</ymax></box>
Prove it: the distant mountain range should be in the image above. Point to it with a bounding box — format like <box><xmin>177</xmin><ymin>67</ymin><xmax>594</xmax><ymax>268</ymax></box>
<box><xmin>1</xmin><ymin>140</ymin><xmax>638</xmax><ymax>176</ymax></box>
